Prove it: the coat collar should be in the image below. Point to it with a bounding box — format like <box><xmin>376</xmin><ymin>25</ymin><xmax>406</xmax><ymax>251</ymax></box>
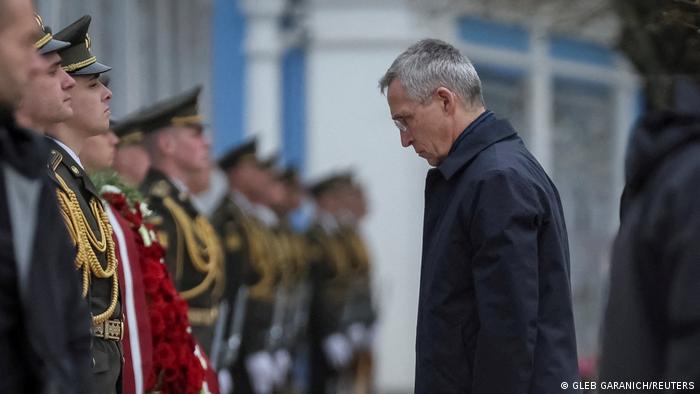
<box><xmin>437</xmin><ymin>111</ymin><xmax>517</xmax><ymax>181</ymax></box>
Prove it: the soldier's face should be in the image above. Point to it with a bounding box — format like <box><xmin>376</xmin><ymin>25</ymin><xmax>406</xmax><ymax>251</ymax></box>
<box><xmin>0</xmin><ymin>0</ymin><xmax>40</xmax><ymax>108</ymax></box>
<box><xmin>172</xmin><ymin>125</ymin><xmax>210</xmax><ymax>174</ymax></box>
<box><xmin>66</xmin><ymin>74</ymin><xmax>112</xmax><ymax>135</ymax></box>
<box><xmin>80</xmin><ymin>130</ymin><xmax>119</xmax><ymax>172</ymax></box>
<box><xmin>17</xmin><ymin>52</ymin><xmax>75</xmax><ymax>127</ymax></box>
<box><xmin>114</xmin><ymin>144</ymin><xmax>151</xmax><ymax>186</ymax></box>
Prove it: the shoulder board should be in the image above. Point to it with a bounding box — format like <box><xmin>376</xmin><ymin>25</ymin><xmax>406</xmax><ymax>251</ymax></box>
<box><xmin>149</xmin><ymin>180</ymin><xmax>171</xmax><ymax>198</ymax></box>
<box><xmin>49</xmin><ymin>150</ymin><xmax>63</xmax><ymax>172</ymax></box>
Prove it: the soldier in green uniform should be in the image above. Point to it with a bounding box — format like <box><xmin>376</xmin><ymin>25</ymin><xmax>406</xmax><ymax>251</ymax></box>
<box><xmin>263</xmin><ymin>164</ymin><xmax>312</xmax><ymax>394</ymax></box>
<box><xmin>306</xmin><ymin>173</ymin><xmax>358</xmax><ymax>394</ymax></box>
<box><xmin>45</xmin><ymin>15</ymin><xmax>123</xmax><ymax>394</ymax></box>
<box><xmin>211</xmin><ymin>139</ymin><xmax>284</xmax><ymax>394</ymax></box>
<box><xmin>126</xmin><ymin>86</ymin><xmax>226</xmax><ymax>354</ymax></box>
<box><xmin>336</xmin><ymin>180</ymin><xmax>376</xmax><ymax>394</ymax></box>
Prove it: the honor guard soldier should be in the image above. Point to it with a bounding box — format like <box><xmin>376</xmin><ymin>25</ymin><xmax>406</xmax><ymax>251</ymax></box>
<box><xmin>135</xmin><ymin>87</ymin><xmax>226</xmax><ymax>354</ymax></box>
<box><xmin>111</xmin><ymin>116</ymin><xmax>151</xmax><ymax>187</ymax></box>
<box><xmin>261</xmin><ymin>163</ymin><xmax>312</xmax><ymax>392</ymax></box>
<box><xmin>212</xmin><ymin>139</ymin><xmax>285</xmax><ymax>394</ymax></box>
<box><xmin>306</xmin><ymin>173</ymin><xmax>360</xmax><ymax>394</ymax></box>
<box><xmin>46</xmin><ymin>15</ymin><xmax>123</xmax><ymax>393</ymax></box>
<box><xmin>335</xmin><ymin>179</ymin><xmax>376</xmax><ymax>394</ymax></box>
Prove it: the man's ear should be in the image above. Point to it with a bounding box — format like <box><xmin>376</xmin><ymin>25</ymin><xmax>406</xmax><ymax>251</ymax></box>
<box><xmin>435</xmin><ymin>87</ymin><xmax>457</xmax><ymax>115</ymax></box>
<box><xmin>156</xmin><ymin>131</ymin><xmax>175</xmax><ymax>155</ymax></box>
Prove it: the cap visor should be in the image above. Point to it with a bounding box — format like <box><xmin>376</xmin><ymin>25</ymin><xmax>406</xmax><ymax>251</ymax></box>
<box><xmin>70</xmin><ymin>61</ymin><xmax>112</xmax><ymax>76</ymax></box>
<box><xmin>38</xmin><ymin>38</ymin><xmax>70</xmax><ymax>55</ymax></box>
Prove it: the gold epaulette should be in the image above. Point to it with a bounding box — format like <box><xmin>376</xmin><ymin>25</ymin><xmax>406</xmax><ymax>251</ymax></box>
<box><xmin>149</xmin><ymin>180</ymin><xmax>171</xmax><ymax>198</ymax></box>
<box><xmin>49</xmin><ymin>150</ymin><xmax>62</xmax><ymax>172</ymax></box>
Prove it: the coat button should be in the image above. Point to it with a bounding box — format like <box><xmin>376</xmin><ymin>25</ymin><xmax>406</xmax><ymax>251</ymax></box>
<box><xmin>71</xmin><ymin>165</ymin><xmax>80</xmax><ymax>175</ymax></box>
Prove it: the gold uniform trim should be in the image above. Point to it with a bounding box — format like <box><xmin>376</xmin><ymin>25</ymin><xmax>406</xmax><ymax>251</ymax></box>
<box><xmin>119</xmin><ymin>131</ymin><xmax>143</xmax><ymax>146</ymax></box>
<box><xmin>62</xmin><ymin>56</ymin><xmax>97</xmax><ymax>73</ymax></box>
<box><xmin>54</xmin><ymin>173</ymin><xmax>119</xmax><ymax>326</ymax></box>
<box><xmin>171</xmin><ymin>114</ymin><xmax>203</xmax><ymax>126</ymax></box>
<box><xmin>50</xmin><ymin>150</ymin><xmax>63</xmax><ymax>171</ymax></box>
<box><xmin>188</xmin><ymin>306</ymin><xmax>219</xmax><ymax>326</ymax></box>
<box><xmin>162</xmin><ymin>196</ymin><xmax>224</xmax><ymax>300</ymax></box>
<box><xmin>35</xmin><ymin>33</ymin><xmax>52</xmax><ymax>49</ymax></box>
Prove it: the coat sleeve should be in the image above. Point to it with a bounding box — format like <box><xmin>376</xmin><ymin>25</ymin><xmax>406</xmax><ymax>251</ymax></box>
<box><xmin>663</xmin><ymin>165</ymin><xmax>700</xmax><ymax>384</ymax></box>
<box><xmin>468</xmin><ymin>169</ymin><xmax>542</xmax><ymax>394</ymax></box>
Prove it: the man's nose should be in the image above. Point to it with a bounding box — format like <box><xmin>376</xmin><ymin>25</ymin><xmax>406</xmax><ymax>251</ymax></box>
<box><xmin>400</xmin><ymin>131</ymin><xmax>412</xmax><ymax>148</ymax></box>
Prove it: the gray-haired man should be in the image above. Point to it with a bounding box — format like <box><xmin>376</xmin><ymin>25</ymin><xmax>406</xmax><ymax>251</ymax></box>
<box><xmin>379</xmin><ymin>39</ymin><xmax>579</xmax><ymax>394</ymax></box>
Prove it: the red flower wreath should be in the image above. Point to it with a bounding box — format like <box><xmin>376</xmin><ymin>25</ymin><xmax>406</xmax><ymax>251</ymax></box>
<box><xmin>102</xmin><ymin>190</ymin><xmax>217</xmax><ymax>394</ymax></box>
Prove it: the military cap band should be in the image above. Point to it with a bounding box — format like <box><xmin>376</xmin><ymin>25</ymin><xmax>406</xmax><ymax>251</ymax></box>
<box><xmin>34</xmin><ymin>14</ymin><xmax>70</xmax><ymax>54</ymax></box>
<box><xmin>35</xmin><ymin>33</ymin><xmax>52</xmax><ymax>49</ymax></box>
<box><xmin>62</xmin><ymin>56</ymin><xmax>97</xmax><ymax>73</ymax></box>
<box><xmin>119</xmin><ymin>131</ymin><xmax>144</xmax><ymax>146</ymax></box>
<box><xmin>171</xmin><ymin>114</ymin><xmax>204</xmax><ymax>126</ymax></box>
<box><xmin>55</xmin><ymin>15</ymin><xmax>111</xmax><ymax>75</ymax></box>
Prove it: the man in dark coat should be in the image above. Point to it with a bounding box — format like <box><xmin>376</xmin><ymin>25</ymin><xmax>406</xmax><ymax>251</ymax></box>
<box><xmin>378</xmin><ymin>39</ymin><xmax>579</xmax><ymax>394</ymax></box>
<box><xmin>0</xmin><ymin>4</ymin><xmax>91</xmax><ymax>393</ymax></box>
<box><xmin>599</xmin><ymin>1</ymin><xmax>700</xmax><ymax>389</ymax></box>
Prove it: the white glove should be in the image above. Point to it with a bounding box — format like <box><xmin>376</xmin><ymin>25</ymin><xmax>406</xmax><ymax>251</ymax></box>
<box><xmin>272</xmin><ymin>349</ymin><xmax>292</xmax><ymax>387</ymax></box>
<box><xmin>245</xmin><ymin>351</ymin><xmax>275</xmax><ymax>394</ymax></box>
<box><xmin>217</xmin><ymin>369</ymin><xmax>234</xmax><ymax>394</ymax></box>
<box><xmin>347</xmin><ymin>323</ymin><xmax>367</xmax><ymax>350</ymax></box>
<box><xmin>322</xmin><ymin>333</ymin><xmax>353</xmax><ymax>369</ymax></box>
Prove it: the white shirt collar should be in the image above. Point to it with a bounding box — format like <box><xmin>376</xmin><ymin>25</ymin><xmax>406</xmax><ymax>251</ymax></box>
<box><xmin>317</xmin><ymin>210</ymin><xmax>339</xmax><ymax>233</ymax></box>
<box><xmin>169</xmin><ymin>177</ymin><xmax>190</xmax><ymax>195</ymax></box>
<box><xmin>50</xmin><ymin>137</ymin><xmax>83</xmax><ymax>169</ymax></box>
<box><xmin>254</xmin><ymin>204</ymin><xmax>279</xmax><ymax>226</ymax></box>
<box><xmin>231</xmin><ymin>190</ymin><xmax>256</xmax><ymax>215</ymax></box>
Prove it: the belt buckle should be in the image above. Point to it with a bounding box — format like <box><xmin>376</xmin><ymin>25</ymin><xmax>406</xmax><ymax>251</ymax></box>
<box><xmin>104</xmin><ymin>320</ymin><xmax>123</xmax><ymax>341</ymax></box>
<box><xmin>93</xmin><ymin>321</ymin><xmax>105</xmax><ymax>338</ymax></box>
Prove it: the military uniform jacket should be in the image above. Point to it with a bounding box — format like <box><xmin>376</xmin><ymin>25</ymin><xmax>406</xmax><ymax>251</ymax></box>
<box><xmin>337</xmin><ymin>225</ymin><xmax>375</xmax><ymax>328</ymax></box>
<box><xmin>211</xmin><ymin>195</ymin><xmax>277</xmax><ymax>355</ymax></box>
<box><xmin>46</xmin><ymin>138</ymin><xmax>123</xmax><ymax>392</ymax></box>
<box><xmin>140</xmin><ymin>168</ymin><xmax>225</xmax><ymax>352</ymax></box>
<box><xmin>306</xmin><ymin>221</ymin><xmax>354</xmax><ymax>339</ymax></box>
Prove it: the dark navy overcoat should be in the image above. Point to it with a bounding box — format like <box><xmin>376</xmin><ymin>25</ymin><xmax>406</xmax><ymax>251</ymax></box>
<box><xmin>415</xmin><ymin>111</ymin><xmax>580</xmax><ymax>394</ymax></box>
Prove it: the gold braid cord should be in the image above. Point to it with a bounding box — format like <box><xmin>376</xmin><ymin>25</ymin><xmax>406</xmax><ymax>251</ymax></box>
<box><xmin>54</xmin><ymin>174</ymin><xmax>119</xmax><ymax>325</ymax></box>
<box><xmin>163</xmin><ymin>196</ymin><xmax>224</xmax><ymax>300</ymax></box>
<box><xmin>239</xmin><ymin>214</ymin><xmax>276</xmax><ymax>300</ymax></box>
<box><xmin>348</xmin><ymin>231</ymin><xmax>371</xmax><ymax>275</ymax></box>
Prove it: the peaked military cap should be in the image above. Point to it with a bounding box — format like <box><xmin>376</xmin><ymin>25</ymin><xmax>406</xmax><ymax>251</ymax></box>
<box><xmin>111</xmin><ymin>111</ymin><xmax>145</xmax><ymax>146</ymax></box>
<box><xmin>54</xmin><ymin>15</ymin><xmax>111</xmax><ymax>75</ymax></box>
<box><xmin>259</xmin><ymin>153</ymin><xmax>280</xmax><ymax>171</ymax></box>
<box><xmin>112</xmin><ymin>86</ymin><xmax>204</xmax><ymax>146</ymax></box>
<box><xmin>309</xmin><ymin>171</ymin><xmax>353</xmax><ymax>197</ymax></box>
<box><xmin>280</xmin><ymin>166</ymin><xmax>300</xmax><ymax>184</ymax></box>
<box><xmin>218</xmin><ymin>138</ymin><xmax>257</xmax><ymax>171</ymax></box>
<box><xmin>34</xmin><ymin>14</ymin><xmax>69</xmax><ymax>55</ymax></box>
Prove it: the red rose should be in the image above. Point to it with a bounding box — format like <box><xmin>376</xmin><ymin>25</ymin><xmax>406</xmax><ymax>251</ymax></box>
<box><xmin>150</xmin><ymin>313</ymin><xmax>165</xmax><ymax>338</ymax></box>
